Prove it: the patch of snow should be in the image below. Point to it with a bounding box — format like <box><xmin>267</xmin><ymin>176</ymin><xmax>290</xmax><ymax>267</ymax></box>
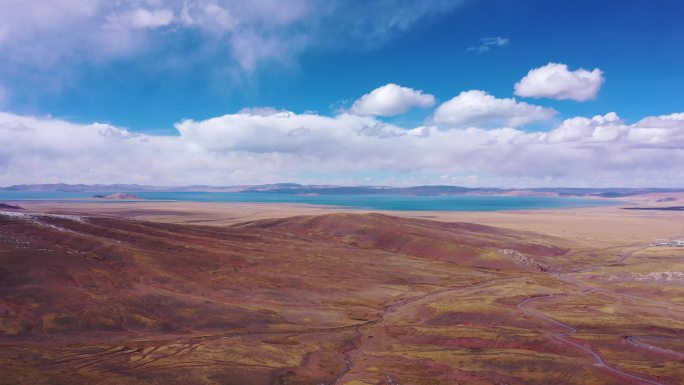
<box><xmin>0</xmin><ymin>210</ymin><xmax>88</xmax><ymax>234</ymax></box>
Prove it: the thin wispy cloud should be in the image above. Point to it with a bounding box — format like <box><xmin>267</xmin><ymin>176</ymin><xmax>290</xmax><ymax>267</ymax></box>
<box><xmin>0</xmin><ymin>0</ymin><xmax>464</xmax><ymax>95</ymax></box>
<box><xmin>0</xmin><ymin>0</ymin><xmax>470</xmax><ymax>117</ymax></box>
<box><xmin>466</xmin><ymin>36</ymin><xmax>509</xmax><ymax>54</ymax></box>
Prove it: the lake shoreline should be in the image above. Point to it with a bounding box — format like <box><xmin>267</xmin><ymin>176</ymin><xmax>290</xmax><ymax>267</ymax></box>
<box><xmin>0</xmin><ymin>191</ymin><xmax>620</xmax><ymax>212</ymax></box>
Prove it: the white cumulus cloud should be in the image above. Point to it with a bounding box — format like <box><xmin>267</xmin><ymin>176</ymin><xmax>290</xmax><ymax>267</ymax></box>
<box><xmin>2</xmin><ymin>108</ymin><xmax>684</xmax><ymax>187</ymax></box>
<box><xmin>432</xmin><ymin>90</ymin><xmax>556</xmax><ymax>128</ymax></box>
<box><xmin>350</xmin><ymin>83</ymin><xmax>436</xmax><ymax>117</ymax></box>
<box><xmin>546</xmin><ymin>111</ymin><xmax>684</xmax><ymax>148</ymax></box>
<box><xmin>547</xmin><ymin>112</ymin><xmax>622</xmax><ymax>143</ymax></box>
<box><xmin>514</xmin><ymin>62</ymin><xmax>604</xmax><ymax>101</ymax></box>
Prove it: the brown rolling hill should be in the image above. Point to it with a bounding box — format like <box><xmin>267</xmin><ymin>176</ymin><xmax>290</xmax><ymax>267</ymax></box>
<box><xmin>239</xmin><ymin>213</ymin><xmax>568</xmax><ymax>266</ymax></box>
<box><xmin>0</xmin><ymin>211</ymin><xmax>679</xmax><ymax>385</ymax></box>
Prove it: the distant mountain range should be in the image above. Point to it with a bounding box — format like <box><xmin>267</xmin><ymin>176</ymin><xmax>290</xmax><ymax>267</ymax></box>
<box><xmin>3</xmin><ymin>183</ymin><xmax>684</xmax><ymax>198</ymax></box>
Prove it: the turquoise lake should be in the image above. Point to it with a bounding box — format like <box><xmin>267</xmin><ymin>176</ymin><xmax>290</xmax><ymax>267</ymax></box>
<box><xmin>0</xmin><ymin>191</ymin><xmax>619</xmax><ymax>211</ymax></box>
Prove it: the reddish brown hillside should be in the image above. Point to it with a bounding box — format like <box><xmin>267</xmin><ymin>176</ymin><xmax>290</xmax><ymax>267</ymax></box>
<box><xmin>239</xmin><ymin>213</ymin><xmax>568</xmax><ymax>267</ymax></box>
<box><xmin>3</xmin><ymin>212</ymin><xmax>639</xmax><ymax>385</ymax></box>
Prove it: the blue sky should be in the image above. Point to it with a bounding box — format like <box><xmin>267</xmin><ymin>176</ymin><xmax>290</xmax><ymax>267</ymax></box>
<box><xmin>1</xmin><ymin>0</ymin><xmax>683</xmax><ymax>187</ymax></box>
<box><xmin>3</xmin><ymin>0</ymin><xmax>681</xmax><ymax>131</ymax></box>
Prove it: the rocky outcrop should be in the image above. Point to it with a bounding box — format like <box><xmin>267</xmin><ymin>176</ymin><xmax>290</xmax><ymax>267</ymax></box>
<box><xmin>608</xmin><ymin>271</ymin><xmax>684</xmax><ymax>282</ymax></box>
<box><xmin>501</xmin><ymin>249</ymin><xmax>551</xmax><ymax>272</ymax></box>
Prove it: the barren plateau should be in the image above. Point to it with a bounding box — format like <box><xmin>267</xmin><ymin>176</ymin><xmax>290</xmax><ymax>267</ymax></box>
<box><xmin>1</xmin><ymin>201</ymin><xmax>683</xmax><ymax>384</ymax></box>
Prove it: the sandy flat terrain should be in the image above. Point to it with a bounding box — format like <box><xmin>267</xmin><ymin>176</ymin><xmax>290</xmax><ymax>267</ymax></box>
<box><xmin>15</xmin><ymin>196</ymin><xmax>684</xmax><ymax>244</ymax></box>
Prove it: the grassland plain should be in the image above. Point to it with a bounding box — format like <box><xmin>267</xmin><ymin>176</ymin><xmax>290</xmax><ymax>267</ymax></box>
<box><xmin>0</xmin><ymin>204</ymin><xmax>683</xmax><ymax>384</ymax></box>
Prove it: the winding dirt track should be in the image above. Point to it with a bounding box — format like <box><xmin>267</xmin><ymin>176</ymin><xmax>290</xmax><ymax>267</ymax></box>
<box><xmin>328</xmin><ymin>328</ymin><xmax>359</xmax><ymax>385</ymax></box>
<box><xmin>331</xmin><ymin>267</ymin><xmax>678</xmax><ymax>385</ymax></box>
<box><xmin>517</xmin><ymin>294</ymin><xmax>666</xmax><ymax>385</ymax></box>
<box><xmin>512</xmin><ymin>241</ymin><xmax>680</xmax><ymax>385</ymax></box>
<box><xmin>330</xmin><ymin>276</ymin><xmax>530</xmax><ymax>384</ymax></box>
